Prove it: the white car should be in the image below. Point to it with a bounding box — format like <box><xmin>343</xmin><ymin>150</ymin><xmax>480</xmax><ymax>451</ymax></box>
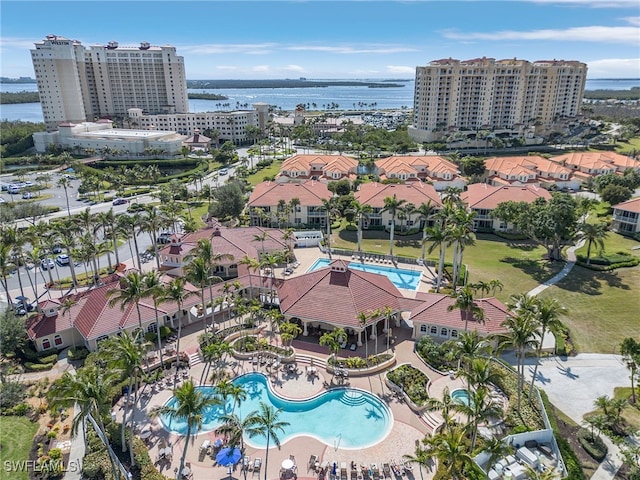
<box><xmin>219</xmin><ymin>168</ymin><xmax>229</xmax><ymax>175</ymax></box>
<box><xmin>41</xmin><ymin>258</ymin><xmax>55</xmax><ymax>270</ymax></box>
<box><xmin>56</xmin><ymin>254</ymin><xmax>70</xmax><ymax>266</ymax></box>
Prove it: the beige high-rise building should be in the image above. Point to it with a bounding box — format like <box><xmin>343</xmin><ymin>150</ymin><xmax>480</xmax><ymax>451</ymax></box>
<box><xmin>408</xmin><ymin>57</ymin><xmax>587</xmax><ymax>143</ymax></box>
<box><xmin>32</xmin><ymin>35</ymin><xmax>188</xmax><ymax>130</ymax></box>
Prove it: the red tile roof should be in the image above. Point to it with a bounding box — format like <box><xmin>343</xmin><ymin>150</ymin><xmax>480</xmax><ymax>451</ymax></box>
<box><xmin>613</xmin><ymin>196</ymin><xmax>640</xmax><ymax>214</ymax></box>
<box><xmin>462</xmin><ymin>183</ymin><xmax>551</xmax><ymax>209</ymax></box>
<box><xmin>281</xmin><ymin>154</ymin><xmax>358</xmax><ymax>173</ymax></box>
<box><xmin>409</xmin><ymin>293</ymin><xmax>510</xmax><ymax>335</ymax></box>
<box><xmin>355</xmin><ymin>182</ymin><xmax>443</xmax><ymax>208</ymax></box>
<box><xmin>248</xmin><ymin>181</ymin><xmax>332</xmax><ymax>207</ymax></box>
<box><xmin>277</xmin><ymin>260</ymin><xmax>402</xmax><ymax>330</ymax></box>
<box><xmin>27</xmin><ymin>271</ymin><xmax>195</xmax><ymax>342</ymax></box>
<box><xmin>551</xmin><ymin>151</ymin><xmax>640</xmax><ymax>172</ymax></box>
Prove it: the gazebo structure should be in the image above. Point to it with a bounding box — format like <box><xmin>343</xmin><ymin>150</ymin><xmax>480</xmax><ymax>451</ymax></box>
<box><xmin>276</xmin><ymin>260</ymin><xmax>403</xmax><ymax>346</ymax></box>
<box><xmin>182</xmin><ymin>128</ymin><xmax>211</xmax><ymax>151</ymax></box>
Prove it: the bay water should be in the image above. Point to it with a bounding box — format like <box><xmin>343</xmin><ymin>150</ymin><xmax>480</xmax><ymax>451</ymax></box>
<box><xmin>1</xmin><ymin>78</ymin><xmax>638</xmax><ymax>123</ymax></box>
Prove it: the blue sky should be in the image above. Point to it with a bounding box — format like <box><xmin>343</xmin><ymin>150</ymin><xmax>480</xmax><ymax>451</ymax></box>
<box><xmin>1</xmin><ymin>0</ymin><xmax>639</xmax><ymax>80</ymax></box>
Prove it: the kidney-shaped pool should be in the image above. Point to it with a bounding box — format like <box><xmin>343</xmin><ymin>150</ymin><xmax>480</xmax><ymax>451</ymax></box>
<box><xmin>160</xmin><ymin>372</ymin><xmax>393</xmax><ymax>449</ymax></box>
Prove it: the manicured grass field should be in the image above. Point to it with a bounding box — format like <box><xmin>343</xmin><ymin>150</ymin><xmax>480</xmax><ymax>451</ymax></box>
<box><xmin>0</xmin><ymin>416</ymin><xmax>38</xmax><ymax>480</ymax></box>
<box><xmin>246</xmin><ymin>160</ymin><xmax>283</xmax><ymax>186</ymax></box>
<box><xmin>615</xmin><ymin>136</ymin><xmax>640</xmax><ymax>153</ymax></box>
<box><xmin>332</xmin><ymin>226</ymin><xmax>638</xmax><ymax>353</ymax></box>
<box><xmin>332</xmin><ymin>228</ymin><xmax>563</xmax><ymax>304</ymax></box>
<box><xmin>538</xmin><ymin>265</ymin><xmax>640</xmax><ymax>354</ymax></box>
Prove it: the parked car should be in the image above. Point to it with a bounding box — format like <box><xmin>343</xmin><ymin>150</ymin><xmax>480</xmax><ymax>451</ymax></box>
<box><xmin>219</xmin><ymin>168</ymin><xmax>229</xmax><ymax>175</ymax></box>
<box><xmin>52</xmin><ymin>245</ymin><xmax>63</xmax><ymax>254</ymax></box>
<box><xmin>12</xmin><ymin>296</ymin><xmax>33</xmax><ymax>315</ymax></box>
<box><xmin>56</xmin><ymin>254</ymin><xmax>70</xmax><ymax>266</ymax></box>
<box><xmin>41</xmin><ymin>258</ymin><xmax>55</xmax><ymax>270</ymax></box>
<box><xmin>112</xmin><ymin>198</ymin><xmax>128</xmax><ymax>206</ymax></box>
<box><xmin>22</xmin><ymin>191</ymin><xmax>34</xmax><ymax>199</ymax></box>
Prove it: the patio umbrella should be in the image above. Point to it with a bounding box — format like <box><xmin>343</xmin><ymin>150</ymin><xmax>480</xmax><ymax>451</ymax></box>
<box><xmin>216</xmin><ymin>446</ymin><xmax>242</xmax><ymax>467</ymax></box>
<box><xmin>282</xmin><ymin>459</ymin><xmax>295</xmax><ymax>470</ymax></box>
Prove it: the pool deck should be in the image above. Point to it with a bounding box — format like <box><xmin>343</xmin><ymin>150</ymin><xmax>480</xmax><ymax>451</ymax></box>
<box><xmin>114</xmin><ymin>249</ymin><xmax>450</xmax><ymax>480</ymax></box>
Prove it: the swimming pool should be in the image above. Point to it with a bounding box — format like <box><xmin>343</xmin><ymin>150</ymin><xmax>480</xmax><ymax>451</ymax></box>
<box><xmin>451</xmin><ymin>388</ymin><xmax>471</xmax><ymax>406</ymax></box>
<box><xmin>307</xmin><ymin>258</ymin><xmax>422</xmax><ymax>290</ymax></box>
<box><xmin>160</xmin><ymin>373</ymin><xmax>393</xmax><ymax>449</ymax></box>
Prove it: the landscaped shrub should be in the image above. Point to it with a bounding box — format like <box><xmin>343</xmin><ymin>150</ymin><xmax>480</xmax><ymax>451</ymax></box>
<box><xmin>576</xmin><ymin>251</ymin><xmax>639</xmax><ymax>270</ymax></box>
<box><xmin>24</xmin><ymin>362</ymin><xmax>54</xmax><ymax>372</ymax></box>
<box><xmin>67</xmin><ymin>346</ymin><xmax>89</xmax><ymax>361</ymax></box>
<box><xmin>38</xmin><ymin>353</ymin><xmax>59</xmax><ymax>365</ymax></box>
<box><xmin>577</xmin><ymin>428</ymin><xmax>608</xmax><ymax>461</ymax></box>
<box><xmin>415</xmin><ymin>336</ymin><xmax>454</xmax><ymax>372</ymax></box>
<box><xmin>386</xmin><ymin>364</ymin><xmax>430</xmax><ymax>406</ymax></box>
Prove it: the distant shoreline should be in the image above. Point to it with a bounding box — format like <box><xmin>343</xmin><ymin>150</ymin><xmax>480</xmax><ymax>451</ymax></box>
<box><xmin>186</xmin><ymin>79</ymin><xmax>407</xmax><ymax>89</ymax></box>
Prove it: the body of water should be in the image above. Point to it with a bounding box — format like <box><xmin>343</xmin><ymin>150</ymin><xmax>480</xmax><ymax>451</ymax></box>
<box><xmin>160</xmin><ymin>373</ymin><xmax>392</xmax><ymax>449</ymax></box>
<box><xmin>307</xmin><ymin>258</ymin><xmax>422</xmax><ymax>291</ymax></box>
<box><xmin>2</xmin><ymin>78</ymin><xmax>638</xmax><ymax>123</ymax></box>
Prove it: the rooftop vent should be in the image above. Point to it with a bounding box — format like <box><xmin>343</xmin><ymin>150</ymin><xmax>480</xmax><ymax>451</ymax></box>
<box><xmin>106</xmin><ymin>41</ymin><xmax>119</xmax><ymax>50</ymax></box>
<box><xmin>139</xmin><ymin>41</ymin><xmax>150</xmax><ymax>50</ymax></box>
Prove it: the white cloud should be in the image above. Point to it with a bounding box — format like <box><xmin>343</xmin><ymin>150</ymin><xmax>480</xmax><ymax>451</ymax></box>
<box><xmin>286</xmin><ymin>45</ymin><xmax>419</xmax><ymax>54</ymax></box>
<box><xmin>442</xmin><ymin>25</ymin><xmax>639</xmax><ymax>45</ymax></box>
<box><xmin>216</xmin><ymin>66</ymin><xmax>238</xmax><ymax>71</ymax></box>
<box><xmin>283</xmin><ymin>65</ymin><xmax>306</xmax><ymax>73</ymax></box>
<box><xmin>585</xmin><ymin>58</ymin><xmax>640</xmax><ymax>78</ymax></box>
<box><xmin>181</xmin><ymin>43</ymin><xmax>276</xmax><ymax>55</ymax></box>
<box><xmin>252</xmin><ymin>65</ymin><xmax>270</xmax><ymax>73</ymax></box>
<box><xmin>0</xmin><ymin>36</ymin><xmax>40</xmax><ymax>50</ymax></box>
<box><xmin>386</xmin><ymin>65</ymin><xmax>416</xmax><ymax>74</ymax></box>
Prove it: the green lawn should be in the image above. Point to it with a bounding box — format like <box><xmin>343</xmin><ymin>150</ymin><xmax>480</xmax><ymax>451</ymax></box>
<box><xmin>615</xmin><ymin>136</ymin><xmax>640</xmax><ymax>153</ymax></box>
<box><xmin>332</xmin><ymin>226</ymin><xmax>639</xmax><ymax>353</ymax></box>
<box><xmin>0</xmin><ymin>416</ymin><xmax>38</xmax><ymax>480</ymax></box>
<box><xmin>537</xmin><ymin>264</ymin><xmax>640</xmax><ymax>354</ymax></box>
<box><xmin>246</xmin><ymin>160</ymin><xmax>283</xmax><ymax>186</ymax></box>
<box><xmin>332</xmin><ymin>227</ymin><xmax>563</xmax><ymax>304</ymax></box>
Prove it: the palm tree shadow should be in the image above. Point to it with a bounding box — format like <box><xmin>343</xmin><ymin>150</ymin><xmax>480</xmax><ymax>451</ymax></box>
<box><xmin>551</xmin><ymin>266</ymin><xmax>630</xmax><ymax>295</ymax></box>
<box><xmin>499</xmin><ymin>257</ymin><xmax>562</xmax><ymax>283</ymax></box>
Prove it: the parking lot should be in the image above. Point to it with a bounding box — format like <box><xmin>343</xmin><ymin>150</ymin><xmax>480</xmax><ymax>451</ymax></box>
<box><xmin>0</xmin><ymin>170</ymin><xmax>85</xmax><ymax>211</ymax></box>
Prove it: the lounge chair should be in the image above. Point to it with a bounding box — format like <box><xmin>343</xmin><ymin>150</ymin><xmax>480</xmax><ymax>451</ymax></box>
<box><xmin>253</xmin><ymin>458</ymin><xmax>262</xmax><ymax>476</ymax></box>
<box><xmin>390</xmin><ymin>461</ymin><xmax>402</xmax><ymax>477</ymax></box>
<box><xmin>351</xmin><ymin>469</ymin><xmax>359</xmax><ymax>480</ymax></box>
<box><xmin>307</xmin><ymin>455</ymin><xmax>318</xmax><ymax>472</ymax></box>
<box><xmin>382</xmin><ymin>463</ymin><xmax>391</xmax><ymax>479</ymax></box>
<box><xmin>372</xmin><ymin>464</ymin><xmax>380</xmax><ymax>480</ymax></box>
<box><xmin>341</xmin><ymin>462</ymin><xmax>348</xmax><ymax>480</ymax></box>
<box><xmin>242</xmin><ymin>455</ymin><xmax>251</xmax><ymax>471</ymax></box>
<box><xmin>362</xmin><ymin>468</ymin><xmax>371</xmax><ymax>480</ymax></box>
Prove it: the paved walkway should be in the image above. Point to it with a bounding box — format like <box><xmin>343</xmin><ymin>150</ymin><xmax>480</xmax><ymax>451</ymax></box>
<box><xmin>518</xmin><ymin>238</ymin><xmax>627</xmax><ymax>480</ymax></box>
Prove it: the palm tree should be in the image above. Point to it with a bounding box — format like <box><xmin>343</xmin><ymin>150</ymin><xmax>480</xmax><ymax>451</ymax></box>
<box><xmin>186</xmin><ymin>238</ymin><xmax>233</xmax><ymax>316</ymax></box>
<box><xmin>424</xmin><ymin>424</ymin><xmax>480</xmax><ymax>480</ymax></box>
<box><xmin>163</xmin><ymin>277</ymin><xmax>197</xmax><ymax>386</ymax></box>
<box><xmin>425</xmin><ymin>223</ymin><xmax>450</xmax><ymax>292</ymax></box>
<box><xmin>382</xmin><ymin>194</ymin><xmax>406</xmax><ymax>258</ymax></box>
<box><xmin>528</xmin><ymin>297</ymin><xmax>566</xmax><ymax>402</ymax></box>
<box><xmin>245</xmin><ymin>402</ymin><xmax>291</xmax><ymax>480</ymax></box>
<box><xmin>216</xmin><ymin>411</ymin><xmax>258</xmax><ymax>457</ymax></box>
<box><xmin>402</xmin><ymin>440</ymin><xmax>433</xmax><ymax>480</ymax></box>
<box><xmin>185</xmin><ymin>256</ymin><xmax>220</xmax><ymax>340</ymax></box>
<box><xmin>424</xmin><ymin>386</ymin><xmax>466</xmax><ymax>433</ymax></box>
<box><xmin>447</xmin><ymin>286</ymin><xmax>485</xmax><ymax>332</ymax></box>
<box><xmin>0</xmin><ymin>243</ymin><xmax>15</xmax><ymax>305</ymax></box>
<box><xmin>345</xmin><ymin>200</ymin><xmax>373</xmax><ymax>259</ymax></box>
<box><xmin>577</xmin><ymin>222</ymin><xmax>609</xmax><ymax>264</ymax></box>
<box><xmin>139</xmin><ymin>206</ymin><xmax>168</xmax><ymax>270</ymax></box>
<box><xmin>415</xmin><ymin>201</ymin><xmax>435</xmax><ymax>262</ymax></box>
<box><xmin>57</xmin><ymin>176</ymin><xmax>73</xmax><ymax>217</ymax></box>
<box><xmin>239</xmin><ymin>255</ymin><xmax>260</xmax><ymax>300</ymax></box>
<box><xmin>99</xmin><ymin>331</ymin><xmax>147</xmax><ymax>465</ymax></box>
<box><xmin>152</xmin><ymin>380</ymin><xmax>222</xmax><ymax>480</ymax></box>
<box><xmin>499</xmin><ymin>313</ymin><xmax>539</xmax><ymax>412</ymax></box>
<box><xmin>357</xmin><ymin>310</ymin><xmax>370</xmax><ymax>360</ymax></box>
<box><xmin>106</xmin><ymin>271</ymin><xmax>147</xmax><ymax>333</ymax></box>
<box><xmin>142</xmin><ymin>271</ymin><xmax>167</xmax><ymax>368</ymax></box>
<box><xmin>452</xmin><ymin>330</ymin><xmax>489</xmax><ymax>383</ymax></box>
<box><xmin>489</xmin><ymin>279</ymin><xmax>504</xmax><ymax>297</ymax></box>
<box><xmin>448</xmin><ymin>209</ymin><xmax>476</xmax><ymax>289</ymax></box>
<box><xmin>319</xmin><ymin>328</ymin><xmax>347</xmax><ymax>373</ymax></box>
<box><xmin>620</xmin><ymin>337</ymin><xmax>640</xmax><ymax>404</ymax></box>
<box><xmin>321</xmin><ymin>197</ymin><xmax>340</xmax><ymax>259</ymax></box>
<box><xmin>289</xmin><ymin>197</ymin><xmax>301</xmax><ymax>227</ymax></box>
<box><xmin>457</xmin><ymin>386</ymin><xmax>502</xmax><ymax>450</ymax></box>
<box><xmin>48</xmin><ymin>366</ymin><xmax>120</xmax><ymax>480</ymax></box>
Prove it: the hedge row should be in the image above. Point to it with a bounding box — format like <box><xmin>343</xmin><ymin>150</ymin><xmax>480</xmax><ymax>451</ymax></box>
<box><xmin>24</xmin><ymin>362</ymin><xmax>54</xmax><ymax>372</ymax></box>
<box><xmin>577</xmin><ymin>428</ymin><xmax>608</xmax><ymax>461</ymax></box>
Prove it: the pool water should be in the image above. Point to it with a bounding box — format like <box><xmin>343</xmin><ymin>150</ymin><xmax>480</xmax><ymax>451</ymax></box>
<box><xmin>307</xmin><ymin>258</ymin><xmax>422</xmax><ymax>291</ymax></box>
<box><xmin>160</xmin><ymin>373</ymin><xmax>393</xmax><ymax>449</ymax></box>
<box><xmin>451</xmin><ymin>388</ymin><xmax>471</xmax><ymax>406</ymax></box>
